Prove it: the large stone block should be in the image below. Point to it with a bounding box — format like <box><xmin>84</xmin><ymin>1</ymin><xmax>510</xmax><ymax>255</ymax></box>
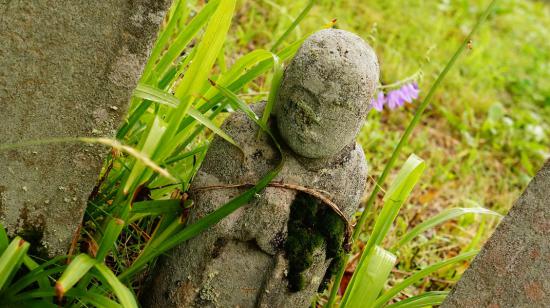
<box><xmin>442</xmin><ymin>160</ymin><xmax>550</xmax><ymax>307</ymax></box>
<box><xmin>0</xmin><ymin>0</ymin><xmax>170</xmax><ymax>256</ymax></box>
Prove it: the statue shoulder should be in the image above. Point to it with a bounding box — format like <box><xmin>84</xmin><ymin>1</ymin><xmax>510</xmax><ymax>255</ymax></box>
<box><xmin>194</xmin><ymin>102</ymin><xmax>279</xmax><ymax>184</ymax></box>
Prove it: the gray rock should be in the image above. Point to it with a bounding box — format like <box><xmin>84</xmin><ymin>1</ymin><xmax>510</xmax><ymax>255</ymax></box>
<box><xmin>442</xmin><ymin>159</ymin><xmax>550</xmax><ymax>308</ymax></box>
<box><xmin>275</xmin><ymin>29</ymin><xmax>379</xmax><ymax>158</ymax></box>
<box><xmin>0</xmin><ymin>0</ymin><xmax>170</xmax><ymax>256</ymax></box>
<box><xmin>145</xmin><ymin>103</ymin><xmax>368</xmax><ymax>307</ymax></box>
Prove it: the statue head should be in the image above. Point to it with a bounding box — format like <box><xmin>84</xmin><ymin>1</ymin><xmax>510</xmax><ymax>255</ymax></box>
<box><xmin>275</xmin><ymin>29</ymin><xmax>379</xmax><ymax>158</ymax></box>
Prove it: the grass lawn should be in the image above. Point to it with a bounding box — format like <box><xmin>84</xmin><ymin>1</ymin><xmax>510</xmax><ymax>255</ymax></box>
<box><xmin>224</xmin><ymin>0</ymin><xmax>550</xmax><ymax>299</ymax></box>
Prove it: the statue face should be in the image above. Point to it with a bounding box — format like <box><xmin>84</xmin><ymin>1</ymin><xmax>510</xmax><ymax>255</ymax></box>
<box><xmin>275</xmin><ymin>29</ymin><xmax>379</xmax><ymax>158</ymax></box>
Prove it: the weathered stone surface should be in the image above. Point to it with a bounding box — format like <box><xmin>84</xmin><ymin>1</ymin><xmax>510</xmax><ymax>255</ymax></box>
<box><xmin>275</xmin><ymin>29</ymin><xmax>379</xmax><ymax>158</ymax></box>
<box><xmin>442</xmin><ymin>159</ymin><xmax>550</xmax><ymax>308</ymax></box>
<box><xmin>144</xmin><ymin>103</ymin><xmax>368</xmax><ymax>307</ymax></box>
<box><xmin>0</xmin><ymin>0</ymin><xmax>170</xmax><ymax>256</ymax></box>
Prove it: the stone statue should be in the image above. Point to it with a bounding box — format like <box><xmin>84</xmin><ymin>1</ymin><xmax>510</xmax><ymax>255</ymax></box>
<box><xmin>144</xmin><ymin>29</ymin><xmax>379</xmax><ymax>307</ymax></box>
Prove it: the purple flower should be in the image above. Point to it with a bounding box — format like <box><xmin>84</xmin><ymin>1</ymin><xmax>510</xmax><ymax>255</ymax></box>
<box><xmin>386</xmin><ymin>90</ymin><xmax>404</xmax><ymax>109</ymax></box>
<box><xmin>410</xmin><ymin>82</ymin><xmax>420</xmax><ymax>98</ymax></box>
<box><xmin>401</xmin><ymin>83</ymin><xmax>420</xmax><ymax>102</ymax></box>
<box><xmin>372</xmin><ymin>82</ymin><xmax>420</xmax><ymax>112</ymax></box>
<box><xmin>372</xmin><ymin>91</ymin><xmax>386</xmax><ymax>111</ymax></box>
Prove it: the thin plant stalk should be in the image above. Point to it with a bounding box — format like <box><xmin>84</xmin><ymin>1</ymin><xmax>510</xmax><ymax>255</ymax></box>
<box><xmin>270</xmin><ymin>0</ymin><xmax>315</xmax><ymax>52</ymax></box>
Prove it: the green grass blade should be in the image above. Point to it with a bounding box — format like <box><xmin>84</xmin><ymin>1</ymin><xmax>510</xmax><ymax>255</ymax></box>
<box><xmin>341</xmin><ymin>246</ymin><xmax>396</xmax><ymax>308</ymax></box>
<box><xmin>6</xmin><ymin>288</ymin><xmax>57</xmax><ymax>302</ymax></box>
<box><xmin>116</xmin><ymin>100</ymin><xmax>150</xmax><ymax>139</ymax></box>
<box><xmin>342</xmin><ymin>154</ymin><xmax>425</xmax><ymax>305</ymax></box>
<box><xmin>142</xmin><ymin>212</ymin><xmax>179</xmax><ymax>247</ymax></box>
<box><xmin>373</xmin><ymin>251</ymin><xmax>478</xmax><ymax>308</ymax></box>
<box><xmin>122</xmin><ymin>116</ymin><xmax>167</xmax><ymax>194</ymax></box>
<box><xmin>94</xmin><ymin>263</ymin><xmax>138</xmax><ymax>308</ymax></box>
<box><xmin>11</xmin><ymin>287</ymin><xmax>121</xmax><ymax>308</ymax></box>
<box><xmin>7</xmin><ymin>264</ymin><xmax>67</xmax><ymax>298</ymax></box>
<box><xmin>21</xmin><ymin>255</ymin><xmax>39</xmax><ymax>272</ymax></box>
<box><xmin>192</xmin><ymin>37</ymin><xmax>303</xmax><ymax>115</ymax></box>
<box><xmin>187</xmin><ymin>106</ymin><xmax>240</xmax><ymax>148</ymax></box>
<box><xmin>22</xmin><ymin>255</ymin><xmax>50</xmax><ymax>290</ymax></box>
<box><xmin>117</xmin><ymin>0</ymin><xmax>219</xmax><ymax>139</ymax></box>
<box><xmin>141</xmin><ymin>0</ymin><xmax>190</xmax><ymax>82</ymax></box>
<box><xmin>159</xmin><ymin>46</ymin><xmax>197</xmax><ymax>90</ymax></box>
<box><xmin>164</xmin><ymin>144</ymin><xmax>208</xmax><ymax>165</ymax></box>
<box><xmin>133</xmin><ymin>84</ymin><xmax>179</xmax><ymax>108</ymax></box>
<box><xmin>0</xmin><ymin>223</ymin><xmax>8</xmax><ymax>252</ymax></box>
<box><xmin>153</xmin><ymin>0</ymin><xmax>221</xmax><ymax>82</ymax></box>
<box><xmin>385</xmin><ymin>291</ymin><xmax>449</xmax><ymax>308</ymax></box>
<box><xmin>260</xmin><ymin>54</ymin><xmax>284</xmax><ymax>128</ymax></box>
<box><xmin>209</xmin><ymin>80</ymin><xmax>262</xmax><ymax>127</ymax></box>
<box><xmin>125</xmin><ymin>215</ymin><xmax>186</xmax><ymax>276</ymax></box>
<box><xmin>201</xmin><ymin>49</ymin><xmax>273</xmax><ymax>102</ymax></box>
<box><xmin>78</xmin><ymin>137</ymin><xmax>176</xmax><ymax>183</ymax></box>
<box><xmin>129</xmin><ymin>199</ymin><xmax>183</xmax><ymax>221</ymax></box>
<box><xmin>270</xmin><ymin>0</ymin><xmax>315</xmax><ymax>52</ymax></box>
<box><xmin>0</xmin><ymin>237</ymin><xmax>29</xmax><ymax>291</ymax></box>
<box><xmin>54</xmin><ymin>254</ymin><xmax>97</xmax><ymax>299</ymax></box>
<box><xmin>173</xmin><ymin>0</ymin><xmax>234</xmax><ymax>99</ymax></box>
<box><xmin>172</xmin><ymin>109</ymin><xmax>221</xmax><ymax>156</ymax></box>
<box><xmin>463</xmin><ymin>216</ymin><xmax>487</xmax><ymax>252</ymax></box>
<box><xmin>391</xmin><ymin>207</ymin><xmax>502</xmax><ymax>252</ymax></box>
<box><xmin>217</xmin><ymin>44</ymin><xmax>227</xmax><ymax>74</ymax></box>
<box><xmin>156</xmin><ymin>0</ymin><xmax>236</xmax><ymax>162</ymax></box>
<box><xmin>95</xmin><ymin>199</ymin><xmax>131</xmax><ymax>261</ymax></box>
<box><xmin>213</xmin><ymin>49</ymin><xmax>273</xmax><ymax>88</ymax></box>
<box><xmin>368</xmin><ymin>154</ymin><xmax>426</xmax><ymax>248</ymax></box>
<box><xmin>66</xmin><ymin>288</ymin><xmax>122</xmax><ymax>308</ymax></box>
<box><xmin>133</xmin><ymin>84</ymin><xmax>239</xmax><ymax>147</ymax></box>
<box><xmin>277</xmin><ymin>37</ymin><xmax>306</xmax><ymax>60</ymax></box>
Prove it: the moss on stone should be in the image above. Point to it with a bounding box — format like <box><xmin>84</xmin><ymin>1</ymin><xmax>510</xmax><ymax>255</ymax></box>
<box><xmin>18</xmin><ymin>225</ymin><xmax>48</xmax><ymax>259</ymax></box>
<box><xmin>284</xmin><ymin>192</ymin><xmax>346</xmax><ymax>292</ymax></box>
<box><xmin>318</xmin><ymin>208</ymin><xmax>345</xmax><ymax>258</ymax></box>
<box><xmin>318</xmin><ymin>248</ymin><xmax>345</xmax><ymax>292</ymax></box>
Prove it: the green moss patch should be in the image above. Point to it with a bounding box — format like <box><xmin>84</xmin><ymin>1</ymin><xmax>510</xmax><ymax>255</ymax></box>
<box><xmin>285</xmin><ymin>192</ymin><xmax>345</xmax><ymax>292</ymax></box>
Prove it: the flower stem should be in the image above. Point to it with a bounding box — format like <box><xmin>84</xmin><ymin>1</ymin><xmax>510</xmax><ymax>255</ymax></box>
<box><xmin>325</xmin><ymin>1</ymin><xmax>498</xmax><ymax>306</ymax></box>
<box><xmin>377</xmin><ymin>70</ymin><xmax>421</xmax><ymax>90</ymax></box>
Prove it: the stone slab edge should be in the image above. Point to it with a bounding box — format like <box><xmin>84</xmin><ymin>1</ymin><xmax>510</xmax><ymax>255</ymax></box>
<box><xmin>0</xmin><ymin>0</ymin><xmax>171</xmax><ymax>256</ymax></box>
<box><xmin>442</xmin><ymin>159</ymin><xmax>550</xmax><ymax>307</ymax></box>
